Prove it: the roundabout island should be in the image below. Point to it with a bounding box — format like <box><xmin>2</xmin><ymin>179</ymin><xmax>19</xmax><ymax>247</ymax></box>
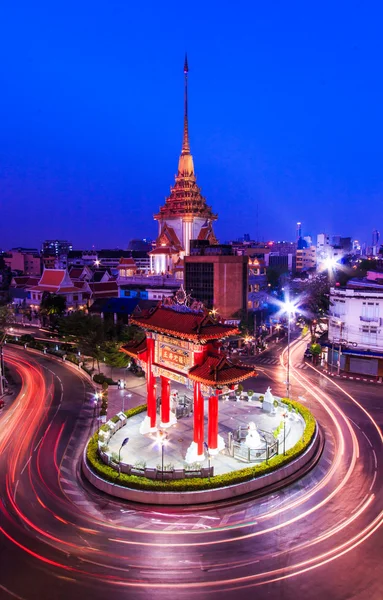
<box><xmin>83</xmin><ymin>295</ymin><xmax>320</xmax><ymax>504</ymax></box>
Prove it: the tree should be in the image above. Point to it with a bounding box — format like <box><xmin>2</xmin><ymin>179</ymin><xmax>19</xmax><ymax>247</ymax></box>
<box><xmin>0</xmin><ymin>305</ymin><xmax>14</xmax><ymax>337</ymax></box>
<box><xmin>100</xmin><ymin>382</ymin><xmax>109</xmax><ymax>420</ymax></box>
<box><xmin>58</xmin><ymin>312</ymin><xmax>106</xmax><ymax>371</ymax></box>
<box><xmin>102</xmin><ymin>341</ymin><xmax>130</xmax><ymax>377</ymax></box>
<box><xmin>40</xmin><ymin>293</ymin><xmax>66</xmax><ymax>327</ymax></box>
<box><xmin>299</xmin><ymin>275</ymin><xmax>331</xmax><ymax>338</ymax></box>
<box><xmin>310</xmin><ymin>343</ymin><xmax>322</xmax><ymax>365</ymax></box>
<box><xmin>0</xmin><ymin>305</ymin><xmax>14</xmax><ymax>395</ymax></box>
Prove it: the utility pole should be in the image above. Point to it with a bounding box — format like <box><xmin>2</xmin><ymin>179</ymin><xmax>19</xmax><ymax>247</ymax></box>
<box><xmin>286</xmin><ymin>313</ymin><xmax>291</xmax><ymax>399</ymax></box>
<box><xmin>337</xmin><ymin>321</ymin><xmax>343</xmax><ymax>375</ymax></box>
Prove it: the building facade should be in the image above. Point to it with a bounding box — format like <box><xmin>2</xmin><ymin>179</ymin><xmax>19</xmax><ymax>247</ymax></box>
<box><xmin>328</xmin><ymin>279</ymin><xmax>383</xmax><ymax>376</ymax></box>
<box><xmin>4</xmin><ymin>251</ymin><xmax>41</xmax><ymax>276</ymax></box>
<box><xmin>184</xmin><ymin>243</ymin><xmax>248</xmax><ymax>320</ymax></box>
<box><xmin>296</xmin><ymin>246</ymin><xmax>316</xmax><ymax>272</ymax></box>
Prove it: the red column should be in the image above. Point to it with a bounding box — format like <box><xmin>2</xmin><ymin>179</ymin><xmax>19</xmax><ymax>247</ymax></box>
<box><xmin>193</xmin><ymin>381</ymin><xmax>204</xmax><ymax>455</ymax></box>
<box><xmin>146</xmin><ymin>336</ymin><xmax>157</xmax><ymax>429</ymax></box>
<box><xmin>161</xmin><ymin>376</ymin><xmax>170</xmax><ymax>425</ymax></box>
<box><xmin>198</xmin><ymin>385</ymin><xmax>204</xmax><ymax>455</ymax></box>
<box><xmin>208</xmin><ymin>392</ymin><xmax>219</xmax><ymax>451</ymax></box>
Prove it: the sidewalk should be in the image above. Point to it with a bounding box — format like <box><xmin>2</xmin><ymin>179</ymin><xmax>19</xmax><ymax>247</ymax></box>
<box><xmin>320</xmin><ymin>367</ymin><xmax>382</xmax><ymax>384</ymax></box>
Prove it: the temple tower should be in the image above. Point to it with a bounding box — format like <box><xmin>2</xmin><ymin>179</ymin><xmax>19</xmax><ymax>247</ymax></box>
<box><xmin>150</xmin><ymin>56</ymin><xmax>217</xmax><ymax>275</ymax></box>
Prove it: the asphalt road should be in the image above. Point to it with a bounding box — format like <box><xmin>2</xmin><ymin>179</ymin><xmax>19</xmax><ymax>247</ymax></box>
<box><xmin>0</xmin><ymin>343</ymin><xmax>382</xmax><ymax>600</ymax></box>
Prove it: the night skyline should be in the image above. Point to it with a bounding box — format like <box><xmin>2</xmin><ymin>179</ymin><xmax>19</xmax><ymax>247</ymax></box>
<box><xmin>1</xmin><ymin>1</ymin><xmax>383</xmax><ymax>249</ymax></box>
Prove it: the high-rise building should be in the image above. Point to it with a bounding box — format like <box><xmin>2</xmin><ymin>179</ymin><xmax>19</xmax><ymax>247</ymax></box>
<box><xmin>150</xmin><ymin>57</ymin><xmax>217</xmax><ymax>275</ymax></box>
<box><xmin>372</xmin><ymin>230</ymin><xmax>380</xmax><ymax>247</ymax></box>
<box><xmin>185</xmin><ymin>242</ymin><xmax>248</xmax><ymax>321</ymax></box>
<box><xmin>296</xmin><ymin>222</ymin><xmax>302</xmax><ymax>240</ymax></box>
<box><xmin>316</xmin><ymin>233</ymin><xmax>331</xmax><ymax>260</ymax></box>
<box><xmin>42</xmin><ymin>240</ymin><xmax>73</xmax><ymax>256</ymax></box>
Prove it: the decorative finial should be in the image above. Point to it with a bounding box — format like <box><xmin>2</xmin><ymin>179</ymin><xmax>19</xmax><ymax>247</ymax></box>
<box><xmin>182</xmin><ymin>54</ymin><xmax>190</xmax><ymax>155</ymax></box>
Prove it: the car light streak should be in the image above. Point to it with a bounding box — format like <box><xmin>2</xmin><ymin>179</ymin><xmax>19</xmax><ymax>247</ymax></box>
<box><xmin>1</xmin><ymin>345</ymin><xmax>382</xmax><ymax>595</ymax></box>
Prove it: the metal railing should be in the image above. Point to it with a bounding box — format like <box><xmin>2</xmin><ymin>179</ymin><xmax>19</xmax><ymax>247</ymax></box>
<box><xmin>228</xmin><ymin>427</ymin><xmax>279</xmax><ymax>463</ymax></box>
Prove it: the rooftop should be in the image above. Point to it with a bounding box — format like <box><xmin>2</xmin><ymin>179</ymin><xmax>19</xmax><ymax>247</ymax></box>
<box><xmin>130</xmin><ymin>304</ymin><xmax>239</xmax><ymax>341</ymax></box>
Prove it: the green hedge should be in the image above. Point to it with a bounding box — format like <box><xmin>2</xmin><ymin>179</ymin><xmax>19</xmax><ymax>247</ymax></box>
<box><xmin>93</xmin><ymin>373</ymin><xmax>117</xmax><ymax>385</ymax></box>
<box><xmin>86</xmin><ymin>399</ymin><xmax>317</xmax><ymax>492</ymax></box>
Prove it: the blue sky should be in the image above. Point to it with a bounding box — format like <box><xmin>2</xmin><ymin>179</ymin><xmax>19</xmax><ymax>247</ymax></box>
<box><xmin>1</xmin><ymin>0</ymin><xmax>382</xmax><ymax>249</ymax></box>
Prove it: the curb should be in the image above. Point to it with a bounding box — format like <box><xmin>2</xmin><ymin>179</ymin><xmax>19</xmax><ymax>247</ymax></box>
<box><xmin>321</xmin><ymin>369</ymin><xmax>382</xmax><ymax>384</ymax></box>
<box><xmin>81</xmin><ymin>425</ymin><xmax>322</xmax><ymax>506</ymax></box>
<box><xmin>5</xmin><ymin>344</ymin><xmax>99</xmax><ymax>391</ymax></box>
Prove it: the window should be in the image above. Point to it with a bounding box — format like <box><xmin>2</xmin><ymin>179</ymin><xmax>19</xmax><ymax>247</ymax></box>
<box><xmin>185</xmin><ymin>262</ymin><xmax>214</xmax><ymax>307</ymax></box>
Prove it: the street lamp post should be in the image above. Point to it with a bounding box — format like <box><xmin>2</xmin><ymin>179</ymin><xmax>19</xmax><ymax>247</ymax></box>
<box><xmin>283</xmin><ymin>412</ymin><xmax>287</xmax><ymax>455</ymax></box>
<box><xmin>280</xmin><ymin>298</ymin><xmax>297</xmax><ymax>400</ymax></box>
<box><xmin>118</xmin><ymin>437</ymin><xmax>129</xmax><ymax>472</ymax></box>
<box><xmin>286</xmin><ymin>313</ymin><xmax>291</xmax><ymax>399</ymax></box>
<box><xmin>204</xmin><ymin>441</ymin><xmax>211</xmax><ymax>479</ymax></box>
<box><xmin>337</xmin><ymin>321</ymin><xmax>343</xmax><ymax>375</ymax></box>
<box><xmin>157</xmin><ymin>430</ymin><xmax>168</xmax><ymax>481</ymax></box>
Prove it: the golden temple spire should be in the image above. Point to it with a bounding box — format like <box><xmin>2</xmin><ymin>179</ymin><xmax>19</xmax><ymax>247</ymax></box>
<box><xmin>182</xmin><ymin>53</ymin><xmax>190</xmax><ymax>155</ymax></box>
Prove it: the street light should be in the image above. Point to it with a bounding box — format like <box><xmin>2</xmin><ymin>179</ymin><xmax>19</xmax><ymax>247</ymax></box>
<box><xmin>281</xmin><ymin>298</ymin><xmax>298</xmax><ymax>399</ymax></box>
<box><xmin>282</xmin><ymin>411</ymin><xmax>287</xmax><ymax>455</ymax></box>
<box><xmin>157</xmin><ymin>430</ymin><xmax>168</xmax><ymax>481</ymax></box>
<box><xmin>337</xmin><ymin>320</ymin><xmax>343</xmax><ymax>375</ymax></box>
<box><xmin>118</xmin><ymin>437</ymin><xmax>129</xmax><ymax>469</ymax></box>
<box><xmin>204</xmin><ymin>441</ymin><xmax>211</xmax><ymax>479</ymax></box>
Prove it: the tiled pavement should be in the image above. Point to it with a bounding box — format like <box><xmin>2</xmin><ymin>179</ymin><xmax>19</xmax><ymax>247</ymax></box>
<box><xmin>107</xmin><ymin>398</ymin><xmax>305</xmax><ymax>476</ymax></box>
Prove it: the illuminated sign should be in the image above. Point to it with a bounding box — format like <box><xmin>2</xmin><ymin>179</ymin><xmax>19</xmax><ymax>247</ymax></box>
<box><xmin>155</xmin><ymin>338</ymin><xmax>191</xmax><ymax>374</ymax></box>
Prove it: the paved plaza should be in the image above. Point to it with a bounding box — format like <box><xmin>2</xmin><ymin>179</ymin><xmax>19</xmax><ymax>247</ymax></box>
<box><xmin>107</xmin><ymin>397</ymin><xmax>305</xmax><ymax>476</ymax></box>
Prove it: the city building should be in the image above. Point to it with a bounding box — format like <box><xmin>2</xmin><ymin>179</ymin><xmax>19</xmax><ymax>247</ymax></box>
<box><xmin>127</xmin><ymin>239</ymin><xmax>152</xmax><ymax>252</ymax></box>
<box><xmin>247</xmin><ymin>256</ymin><xmax>268</xmax><ymax>312</ymax></box>
<box><xmin>296</xmin><ymin>222</ymin><xmax>302</xmax><ymax>240</ymax></box>
<box><xmin>4</xmin><ymin>250</ymin><xmax>41</xmax><ymax>276</ymax></box>
<box><xmin>27</xmin><ymin>269</ymin><xmax>88</xmax><ymax>311</ymax></box>
<box><xmin>9</xmin><ymin>276</ymin><xmax>40</xmax><ymax>305</ymax></box>
<box><xmin>42</xmin><ymin>240</ymin><xmax>73</xmax><ymax>256</ymax></box>
<box><xmin>316</xmin><ymin>233</ymin><xmax>331</xmax><ymax>260</ymax></box>
<box><xmin>267</xmin><ymin>241</ymin><xmax>297</xmax><ymax>256</ymax></box>
<box><xmin>266</xmin><ymin>253</ymin><xmax>296</xmax><ymax>272</ymax></box>
<box><xmin>67</xmin><ymin>251</ymin><xmax>98</xmax><ymax>267</ymax></box>
<box><xmin>184</xmin><ymin>242</ymin><xmax>248</xmax><ymax>321</ymax></box>
<box><xmin>372</xmin><ymin>230</ymin><xmax>380</xmax><ymax>256</ymax></box>
<box><xmin>119</xmin><ymin>284</ymin><xmax>175</xmax><ymax>301</ymax></box>
<box><xmin>296</xmin><ymin>246</ymin><xmax>316</xmax><ymax>272</ymax></box>
<box><xmin>328</xmin><ymin>272</ymin><xmax>383</xmax><ymax>376</ymax></box>
<box><xmin>42</xmin><ymin>255</ymin><xmax>59</xmax><ymax>270</ymax></box>
<box><xmin>150</xmin><ymin>57</ymin><xmax>217</xmax><ymax>275</ymax></box>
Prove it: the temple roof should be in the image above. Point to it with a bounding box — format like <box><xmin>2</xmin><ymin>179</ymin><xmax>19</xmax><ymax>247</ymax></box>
<box><xmin>154</xmin><ymin>58</ymin><xmax>217</xmax><ymax>223</ymax></box>
<box><xmin>120</xmin><ymin>337</ymin><xmax>147</xmax><ymax>359</ymax></box>
<box><xmin>188</xmin><ymin>355</ymin><xmax>256</xmax><ymax>386</ymax></box>
<box><xmin>116</xmin><ymin>257</ymin><xmax>137</xmax><ymax>268</ymax></box>
<box><xmin>130</xmin><ymin>305</ymin><xmax>239</xmax><ymax>341</ymax></box>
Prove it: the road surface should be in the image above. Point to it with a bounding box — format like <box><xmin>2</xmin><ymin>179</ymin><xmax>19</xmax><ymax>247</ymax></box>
<box><xmin>0</xmin><ymin>343</ymin><xmax>381</xmax><ymax>600</ymax></box>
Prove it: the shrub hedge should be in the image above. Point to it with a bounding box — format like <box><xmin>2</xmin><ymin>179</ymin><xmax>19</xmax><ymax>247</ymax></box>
<box><xmin>93</xmin><ymin>373</ymin><xmax>117</xmax><ymax>385</ymax></box>
<box><xmin>86</xmin><ymin>398</ymin><xmax>317</xmax><ymax>492</ymax></box>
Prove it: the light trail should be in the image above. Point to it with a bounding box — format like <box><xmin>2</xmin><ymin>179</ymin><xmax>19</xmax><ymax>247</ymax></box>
<box><xmin>0</xmin><ymin>345</ymin><xmax>382</xmax><ymax>596</ymax></box>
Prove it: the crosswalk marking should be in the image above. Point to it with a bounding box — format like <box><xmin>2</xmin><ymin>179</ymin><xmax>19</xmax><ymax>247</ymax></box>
<box><xmin>254</xmin><ymin>357</ymin><xmax>308</xmax><ymax>369</ymax></box>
